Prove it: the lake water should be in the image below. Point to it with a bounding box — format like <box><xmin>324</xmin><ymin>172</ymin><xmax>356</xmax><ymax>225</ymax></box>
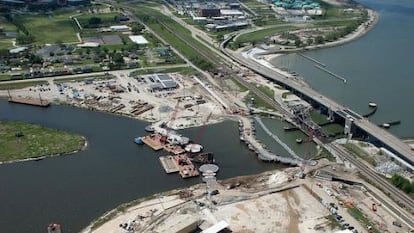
<box><xmin>0</xmin><ymin>100</ymin><xmax>295</xmax><ymax>233</ymax></box>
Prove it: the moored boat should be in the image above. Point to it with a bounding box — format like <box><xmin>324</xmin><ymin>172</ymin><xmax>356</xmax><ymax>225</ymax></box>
<box><xmin>185</xmin><ymin>144</ymin><xmax>203</xmax><ymax>153</ymax></box>
<box><xmin>368</xmin><ymin>102</ymin><xmax>377</xmax><ymax>108</ymax></box>
<box><xmin>134</xmin><ymin>137</ymin><xmax>143</xmax><ymax>145</ymax></box>
<box><xmin>145</xmin><ymin>125</ymin><xmax>155</xmax><ymax>132</ymax></box>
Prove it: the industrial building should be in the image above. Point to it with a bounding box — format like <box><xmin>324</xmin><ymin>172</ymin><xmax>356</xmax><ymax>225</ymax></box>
<box><xmin>200</xmin><ymin>7</ymin><xmax>221</xmax><ymax>17</ymax></box>
<box><xmin>145</xmin><ymin>74</ymin><xmax>179</xmax><ymax>92</ymax></box>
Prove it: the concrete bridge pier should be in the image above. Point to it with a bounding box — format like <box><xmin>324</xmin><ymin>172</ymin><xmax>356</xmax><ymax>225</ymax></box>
<box><xmin>344</xmin><ymin>116</ymin><xmax>354</xmax><ymax>136</ymax></box>
<box><xmin>327</xmin><ymin>108</ymin><xmax>335</xmax><ymax>122</ymax></box>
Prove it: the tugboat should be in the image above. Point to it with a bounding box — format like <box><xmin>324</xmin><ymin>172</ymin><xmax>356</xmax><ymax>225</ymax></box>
<box><xmin>368</xmin><ymin>102</ymin><xmax>377</xmax><ymax>108</ymax></box>
<box><xmin>190</xmin><ymin>152</ymin><xmax>215</xmax><ymax>165</ymax></box>
<box><xmin>134</xmin><ymin>136</ymin><xmax>143</xmax><ymax>145</ymax></box>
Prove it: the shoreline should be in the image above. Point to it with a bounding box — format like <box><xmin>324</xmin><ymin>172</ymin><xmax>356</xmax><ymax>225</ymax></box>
<box><xmin>238</xmin><ymin>7</ymin><xmax>379</xmax><ymax>56</ymax></box>
<box><xmin>80</xmin><ymin>168</ymin><xmax>298</xmax><ymax>233</ymax></box>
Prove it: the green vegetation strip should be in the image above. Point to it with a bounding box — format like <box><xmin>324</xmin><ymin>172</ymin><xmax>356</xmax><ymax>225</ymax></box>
<box><xmin>314</xmin><ymin>147</ymin><xmax>336</xmax><ymax>162</ymax></box>
<box><xmin>347</xmin><ymin>207</ymin><xmax>380</xmax><ymax>233</ymax></box>
<box><xmin>53</xmin><ymin>74</ymin><xmax>114</xmax><ymax>84</ymax></box>
<box><xmin>343</xmin><ymin>143</ymin><xmax>377</xmax><ymax>166</ymax></box>
<box><xmin>130</xmin><ymin>66</ymin><xmax>195</xmax><ymax>76</ymax></box>
<box><xmin>0</xmin><ymin>80</ymin><xmax>49</xmax><ymax>90</ymax></box>
<box><xmin>390</xmin><ymin>174</ymin><xmax>414</xmax><ymax>199</ymax></box>
<box><xmin>257</xmin><ymin>84</ymin><xmax>275</xmax><ymax>99</ymax></box>
<box><xmin>0</xmin><ymin>121</ymin><xmax>85</xmax><ymax>162</ymax></box>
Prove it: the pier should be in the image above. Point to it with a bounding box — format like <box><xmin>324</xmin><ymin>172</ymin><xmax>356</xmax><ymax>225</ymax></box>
<box><xmin>236</xmin><ymin>116</ymin><xmax>313</xmax><ymax>166</ymax></box>
<box><xmin>314</xmin><ymin>65</ymin><xmax>347</xmax><ymax>83</ymax></box>
<box><xmin>254</xmin><ymin>116</ymin><xmax>302</xmax><ymax>160</ymax></box>
<box><xmin>298</xmin><ymin>53</ymin><xmax>326</xmax><ymax>67</ymax></box>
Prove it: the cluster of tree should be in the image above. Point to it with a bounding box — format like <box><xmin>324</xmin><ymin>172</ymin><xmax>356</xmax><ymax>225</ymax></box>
<box><xmin>4</xmin><ymin>14</ymin><xmax>35</xmax><ymax>44</ymax></box>
<box><xmin>84</xmin><ymin>16</ymin><xmax>102</xmax><ymax>28</ymax></box>
<box><xmin>131</xmin><ymin>23</ymin><xmax>145</xmax><ymax>35</ymax></box>
<box><xmin>390</xmin><ymin>174</ymin><xmax>414</xmax><ymax>196</ymax></box>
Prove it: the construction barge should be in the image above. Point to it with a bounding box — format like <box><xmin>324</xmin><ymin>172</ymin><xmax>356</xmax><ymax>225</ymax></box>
<box><xmin>135</xmin><ymin>123</ymin><xmax>214</xmax><ymax>179</ymax></box>
<box><xmin>8</xmin><ymin>97</ymin><xmax>50</xmax><ymax>107</ymax></box>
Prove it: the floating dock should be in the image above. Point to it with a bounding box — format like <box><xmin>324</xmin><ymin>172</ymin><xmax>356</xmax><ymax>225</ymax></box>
<box><xmin>8</xmin><ymin>97</ymin><xmax>50</xmax><ymax>107</ymax></box>
<box><xmin>159</xmin><ymin>155</ymin><xmax>179</xmax><ymax>173</ymax></box>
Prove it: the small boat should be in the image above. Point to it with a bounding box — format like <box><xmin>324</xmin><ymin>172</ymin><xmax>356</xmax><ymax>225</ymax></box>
<box><xmin>145</xmin><ymin>125</ymin><xmax>155</xmax><ymax>132</ymax></box>
<box><xmin>134</xmin><ymin>137</ymin><xmax>144</xmax><ymax>145</ymax></box>
<box><xmin>296</xmin><ymin>138</ymin><xmax>303</xmax><ymax>144</ymax></box>
<box><xmin>368</xmin><ymin>102</ymin><xmax>377</xmax><ymax>108</ymax></box>
<box><xmin>47</xmin><ymin>223</ymin><xmax>61</xmax><ymax>233</ymax></box>
<box><xmin>382</xmin><ymin>123</ymin><xmax>390</xmax><ymax>128</ymax></box>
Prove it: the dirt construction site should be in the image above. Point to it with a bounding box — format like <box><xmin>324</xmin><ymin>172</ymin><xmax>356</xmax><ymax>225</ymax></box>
<box><xmin>84</xmin><ymin>165</ymin><xmax>412</xmax><ymax>233</ymax></box>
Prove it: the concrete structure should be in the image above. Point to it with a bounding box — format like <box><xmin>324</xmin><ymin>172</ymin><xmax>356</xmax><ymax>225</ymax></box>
<box><xmin>220</xmin><ymin>9</ymin><xmax>243</xmax><ymax>17</ymax></box>
<box><xmin>201</xmin><ymin>220</ymin><xmax>229</xmax><ymax>233</ymax></box>
<box><xmin>110</xmin><ymin>25</ymin><xmax>130</xmax><ymax>32</ymax></box>
<box><xmin>128</xmin><ymin>35</ymin><xmax>149</xmax><ymax>45</ymax></box>
<box><xmin>77</xmin><ymin>42</ymin><xmax>100</xmax><ymax>48</ymax></box>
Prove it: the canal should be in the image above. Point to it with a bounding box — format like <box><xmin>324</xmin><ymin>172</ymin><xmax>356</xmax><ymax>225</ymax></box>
<box><xmin>0</xmin><ymin>99</ymin><xmax>293</xmax><ymax>233</ymax></box>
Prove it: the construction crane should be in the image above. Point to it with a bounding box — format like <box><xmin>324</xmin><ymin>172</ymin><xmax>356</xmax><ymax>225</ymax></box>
<box><xmin>168</xmin><ymin>98</ymin><xmax>181</xmax><ymax>128</ymax></box>
<box><xmin>193</xmin><ymin>112</ymin><xmax>213</xmax><ymax>144</ymax></box>
<box><xmin>299</xmin><ymin>126</ymin><xmax>316</xmax><ymax>178</ymax></box>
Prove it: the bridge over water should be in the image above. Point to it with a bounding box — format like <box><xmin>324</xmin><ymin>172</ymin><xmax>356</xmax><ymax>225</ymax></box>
<box><xmin>223</xmin><ymin>47</ymin><xmax>414</xmax><ymax>171</ymax></box>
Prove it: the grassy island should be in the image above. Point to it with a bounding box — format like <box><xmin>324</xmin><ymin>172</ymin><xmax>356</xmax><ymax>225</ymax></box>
<box><xmin>0</xmin><ymin>121</ymin><xmax>86</xmax><ymax>163</ymax></box>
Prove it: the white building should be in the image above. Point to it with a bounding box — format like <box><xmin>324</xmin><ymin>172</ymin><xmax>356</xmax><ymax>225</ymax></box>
<box><xmin>129</xmin><ymin>35</ymin><xmax>149</xmax><ymax>45</ymax></box>
<box><xmin>110</xmin><ymin>25</ymin><xmax>130</xmax><ymax>32</ymax></box>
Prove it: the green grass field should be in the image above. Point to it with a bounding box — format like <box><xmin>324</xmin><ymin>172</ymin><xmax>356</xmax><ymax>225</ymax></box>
<box><xmin>0</xmin><ymin>18</ymin><xmax>18</xmax><ymax>49</ymax></box>
<box><xmin>14</xmin><ymin>12</ymin><xmax>78</xmax><ymax>44</ymax></box>
<box><xmin>0</xmin><ymin>121</ymin><xmax>85</xmax><ymax>162</ymax></box>
<box><xmin>235</xmin><ymin>25</ymin><xmax>297</xmax><ymax>45</ymax></box>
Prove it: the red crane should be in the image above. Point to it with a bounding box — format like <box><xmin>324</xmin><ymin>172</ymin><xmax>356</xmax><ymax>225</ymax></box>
<box><xmin>193</xmin><ymin>112</ymin><xmax>213</xmax><ymax>143</ymax></box>
<box><xmin>168</xmin><ymin>98</ymin><xmax>181</xmax><ymax>128</ymax></box>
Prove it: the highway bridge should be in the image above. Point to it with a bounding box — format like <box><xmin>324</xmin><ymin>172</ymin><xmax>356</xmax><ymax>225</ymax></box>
<box><xmin>220</xmin><ymin>38</ymin><xmax>414</xmax><ymax>172</ymax></box>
